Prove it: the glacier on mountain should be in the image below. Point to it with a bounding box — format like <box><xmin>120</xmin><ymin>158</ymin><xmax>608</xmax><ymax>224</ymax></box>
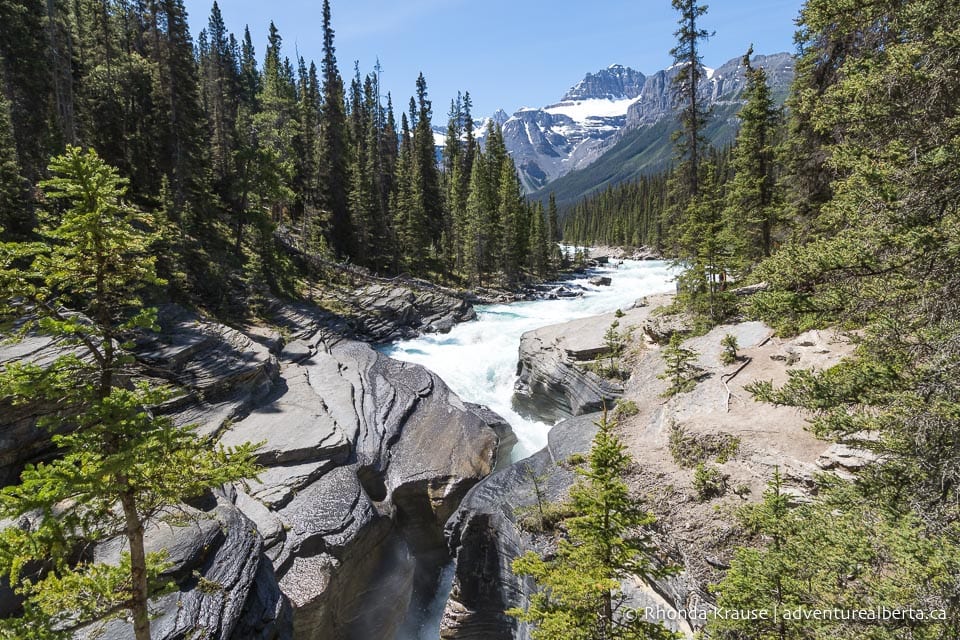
<box><xmin>495</xmin><ymin>52</ymin><xmax>794</xmax><ymax>193</ymax></box>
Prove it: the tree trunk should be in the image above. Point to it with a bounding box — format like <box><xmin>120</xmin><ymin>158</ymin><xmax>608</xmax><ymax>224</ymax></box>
<box><xmin>119</xmin><ymin>488</ymin><xmax>151</xmax><ymax>640</ymax></box>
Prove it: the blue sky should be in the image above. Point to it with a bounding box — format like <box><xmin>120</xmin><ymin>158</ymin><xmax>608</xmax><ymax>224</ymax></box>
<box><xmin>183</xmin><ymin>0</ymin><xmax>804</xmax><ymax>121</ymax></box>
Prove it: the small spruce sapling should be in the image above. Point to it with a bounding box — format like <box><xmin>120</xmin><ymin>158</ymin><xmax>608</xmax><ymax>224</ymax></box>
<box><xmin>602</xmin><ymin>319</ymin><xmax>624</xmax><ymax>377</ymax></box>
<box><xmin>509</xmin><ymin>411</ymin><xmax>679</xmax><ymax>639</ymax></box>
<box><xmin>720</xmin><ymin>333</ymin><xmax>739</xmax><ymax>365</ymax></box>
<box><xmin>659</xmin><ymin>333</ymin><xmax>700</xmax><ymax>396</ymax></box>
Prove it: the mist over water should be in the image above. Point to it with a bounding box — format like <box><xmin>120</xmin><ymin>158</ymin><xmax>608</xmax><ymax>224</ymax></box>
<box><xmin>382</xmin><ymin>260</ymin><xmax>676</xmax><ymax>459</ymax></box>
<box><xmin>382</xmin><ymin>259</ymin><xmax>676</xmax><ymax>640</ymax></box>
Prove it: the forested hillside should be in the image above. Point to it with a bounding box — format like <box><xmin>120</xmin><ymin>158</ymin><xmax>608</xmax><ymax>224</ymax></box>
<box><xmin>0</xmin><ymin>0</ymin><xmax>559</xmax><ymax>313</ymax></box>
<box><xmin>544</xmin><ymin>0</ymin><xmax>960</xmax><ymax>636</ymax></box>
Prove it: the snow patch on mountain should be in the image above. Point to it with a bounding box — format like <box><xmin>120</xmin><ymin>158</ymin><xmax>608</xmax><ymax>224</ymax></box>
<box><xmin>544</xmin><ymin>97</ymin><xmax>637</xmax><ymax>123</ymax></box>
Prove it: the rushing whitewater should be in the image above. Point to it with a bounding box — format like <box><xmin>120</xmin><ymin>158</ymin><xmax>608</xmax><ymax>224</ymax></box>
<box><xmin>384</xmin><ymin>259</ymin><xmax>675</xmax><ymax>640</ymax></box>
<box><xmin>382</xmin><ymin>259</ymin><xmax>676</xmax><ymax>459</ymax></box>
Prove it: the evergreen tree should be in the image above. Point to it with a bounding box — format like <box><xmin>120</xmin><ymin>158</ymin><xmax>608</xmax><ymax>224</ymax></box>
<box><xmin>659</xmin><ymin>333</ymin><xmax>699</xmax><ymax>396</ymax></box>
<box><xmin>444</xmin><ymin>92</ymin><xmax>465</xmax><ymax>269</ymax></box>
<box><xmin>463</xmin><ymin>145</ymin><xmax>493</xmax><ymax>284</ymax></box>
<box><xmin>675</xmin><ymin>152</ymin><xmax>734</xmax><ymax>324</ymax></box>
<box><xmin>498</xmin><ymin>157</ymin><xmax>525</xmax><ymax>284</ymax></box>
<box><xmin>255</xmin><ymin>22</ymin><xmax>299</xmax><ymax>225</ymax></box>
<box><xmin>360</xmin><ymin>71</ymin><xmax>392</xmax><ymax>271</ymax></box>
<box><xmin>394</xmin><ymin>110</ymin><xmax>428</xmax><ymax>271</ymax></box>
<box><xmin>0</xmin><ymin>71</ymin><xmax>29</xmax><ymax>236</ymax></box>
<box><xmin>668</xmin><ymin>0</ymin><xmax>711</xmax><ymax>203</ymax></box>
<box><xmin>151</xmin><ymin>0</ymin><xmax>209</xmax><ymax>221</ymax></box>
<box><xmin>528</xmin><ymin>200</ymin><xmax>548</xmax><ymax>277</ymax></box>
<box><xmin>238</xmin><ymin>25</ymin><xmax>261</xmax><ymax>107</ymax></box>
<box><xmin>0</xmin><ymin>147</ymin><xmax>259</xmax><ymax>640</ymax></box>
<box><xmin>413</xmin><ymin>73</ymin><xmax>443</xmax><ymax>260</ymax></box>
<box><xmin>723</xmin><ymin>46</ymin><xmax>782</xmax><ymax>270</ymax></box>
<box><xmin>0</xmin><ymin>0</ymin><xmax>57</xmax><ymax>182</ymax></box>
<box><xmin>547</xmin><ymin>192</ymin><xmax>560</xmax><ymax>242</ymax></box>
<box><xmin>510</xmin><ymin>413</ymin><xmax>678</xmax><ymax>640</ymax></box>
<box><xmin>562</xmin><ymin>171</ymin><xmax>670</xmax><ymax>250</ymax></box>
<box><xmin>378</xmin><ymin>89</ymin><xmax>399</xmax><ymax>268</ymax></box>
<box><xmin>198</xmin><ymin>1</ymin><xmax>240</xmax><ymax>192</ymax></box>
<box><xmin>736</xmin><ymin>3</ymin><xmax>960</xmax><ymax>633</ymax></box>
<box><xmin>546</xmin><ymin>192</ymin><xmax>561</xmax><ymax>270</ymax></box>
<box><xmin>318</xmin><ymin>0</ymin><xmax>353</xmax><ymax>258</ymax></box>
<box><xmin>293</xmin><ymin>58</ymin><xmax>321</xmax><ymax>239</ymax></box>
<box><xmin>710</xmin><ymin>474</ymin><xmax>960</xmax><ymax>640</ymax></box>
<box><xmin>348</xmin><ymin>68</ymin><xmax>379</xmax><ymax>266</ymax></box>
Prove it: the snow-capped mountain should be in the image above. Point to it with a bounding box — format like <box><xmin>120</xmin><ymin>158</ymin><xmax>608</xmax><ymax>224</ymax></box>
<box><xmin>500</xmin><ymin>53</ymin><xmax>794</xmax><ymax>193</ymax></box>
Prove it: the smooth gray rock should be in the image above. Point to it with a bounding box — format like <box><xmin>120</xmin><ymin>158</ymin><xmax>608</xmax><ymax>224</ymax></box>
<box><xmin>223</xmin><ymin>317</ymin><xmax>508</xmax><ymax>640</ymax></box>
<box><xmin>246</xmin><ymin>460</ymin><xmax>340</xmax><ymax>510</ymax></box>
<box><xmin>280</xmin><ymin>338</ymin><xmax>314</xmax><ymax>364</ymax></box>
<box><xmin>514</xmin><ymin>313</ymin><xmax>633</xmax><ymax>421</ymax></box>
<box><xmin>441</xmin><ymin>414</ymin><xmax>599</xmax><ymax>640</ymax></box>
<box><xmin>349</xmin><ymin>283</ymin><xmax>477</xmax><ymax>342</ymax></box>
<box><xmin>81</xmin><ymin>490</ymin><xmax>291</xmax><ymax>640</ymax></box>
<box><xmin>136</xmin><ymin>305</ymin><xmax>279</xmax><ymax>430</ymax></box>
<box><xmin>219</xmin><ymin>368</ymin><xmax>350</xmax><ymax>466</ymax></box>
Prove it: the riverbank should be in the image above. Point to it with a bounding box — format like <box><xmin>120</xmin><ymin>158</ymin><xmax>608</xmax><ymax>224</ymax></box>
<box><xmin>440</xmin><ymin>297</ymin><xmax>867</xmax><ymax>639</ymax></box>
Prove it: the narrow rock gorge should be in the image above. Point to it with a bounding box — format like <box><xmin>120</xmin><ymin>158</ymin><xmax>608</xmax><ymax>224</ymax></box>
<box><xmin>0</xmin><ymin>285</ymin><xmax>510</xmax><ymax>640</ymax></box>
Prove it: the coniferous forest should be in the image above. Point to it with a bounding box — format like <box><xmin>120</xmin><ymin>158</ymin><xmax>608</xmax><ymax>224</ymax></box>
<box><xmin>0</xmin><ymin>0</ymin><xmax>558</xmax><ymax>313</ymax></box>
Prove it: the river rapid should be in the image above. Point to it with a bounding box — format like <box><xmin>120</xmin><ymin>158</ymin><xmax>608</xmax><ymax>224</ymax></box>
<box><xmin>382</xmin><ymin>259</ymin><xmax>676</xmax><ymax>458</ymax></box>
<box><xmin>381</xmin><ymin>259</ymin><xmax>675</xmax><ymax>639</ymax></box>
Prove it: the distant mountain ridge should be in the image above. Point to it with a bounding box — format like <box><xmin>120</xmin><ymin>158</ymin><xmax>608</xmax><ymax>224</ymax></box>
<box><xmin>494</xmin><ymin>52</ymin><xmax>794</xmax><ymax>199</ymax></box>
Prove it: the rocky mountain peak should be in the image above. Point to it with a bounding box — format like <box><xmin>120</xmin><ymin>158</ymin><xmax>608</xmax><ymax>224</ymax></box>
<box><xmin>562</xmin><ymin>65</ymin><xmax>647</xmax><ymax>101</ymax></box>
<box><xmin>491</xmin><ymin>108</ymin><xmax>511</xmax><ymax>126</ymax></box>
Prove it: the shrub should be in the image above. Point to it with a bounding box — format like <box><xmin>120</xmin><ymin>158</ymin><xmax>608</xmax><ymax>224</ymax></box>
<box><xmin>614</xmin><ymin>399</ymin><xmax>640</xmax><ymax>418</ymax></box>
<box><xmin>669</xmin><ymin>423</ymin><xmax>741</xmax><ymax>468</ymax></box>
<box><xmin>693</xmin><ymin>463</ymin><xmax>727</xmax><ymax>501</ymax></box>
<box><xmin>659</xmin><ymin>333</ymin><xmax>700</xmax><ymax>396</ymax></box>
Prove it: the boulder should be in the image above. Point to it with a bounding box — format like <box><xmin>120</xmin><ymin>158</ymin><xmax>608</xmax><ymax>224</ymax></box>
<box><xmin>514</xmin><ymin>309</ymin><xmax>653</xmax><ymax>421</ymax></box>
<box><xmin>816</xmin><ymin>443</ymin><xmax>879</xmax><ymax>472</ymax></box>
<box><xmin>589</xmin><ymin>276</ymin><xmax>612</xmax><ymax>286</ymax></box>
<box><xmin>81</xmin><ymin>489</ymin><xmax>292</xmax><ymax>640</ymax></box>
<box><xmin>349</xmin><ymin>283</ymin><xmax>477</xmax><ymax>342</ymax></box>
<box><xmin>642</xmin><ymin>311</ymin><xmax>694</xmax><ymax>345</ymax></box>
